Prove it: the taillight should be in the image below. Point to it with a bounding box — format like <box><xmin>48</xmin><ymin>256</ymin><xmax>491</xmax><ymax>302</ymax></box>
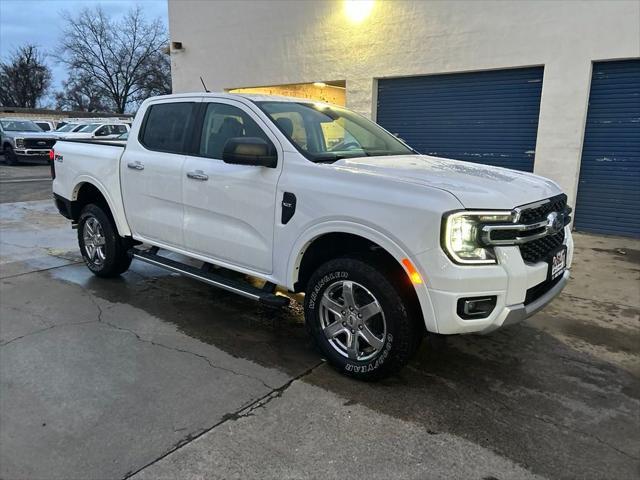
<box><xmin>49</xmin><ymin>149</ymin><xmax>56</xmax><ymax>179</ymax></box>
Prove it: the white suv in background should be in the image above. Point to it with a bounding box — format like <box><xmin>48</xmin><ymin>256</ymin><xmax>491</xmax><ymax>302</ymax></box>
<box><xmin>54</xmin><ymin>123</ymin><xmax>88</xmax><ymax>138</ymax></box>
<box><xmin>62</xmin><ymin>122</ymin><xmax>130</xmax><ymax>140</ymax></box>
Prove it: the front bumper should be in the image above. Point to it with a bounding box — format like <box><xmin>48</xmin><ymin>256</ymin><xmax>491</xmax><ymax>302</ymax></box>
<box><xmin>413</xmin><ymin>226</ymin><xmax>573</xmax><ymax>334</ymax></box>
<box><xmin>15</xmin><ymin>149</ymin><xmax>51</xmax><ymax>158</ymax></box>
<box><xmin>501</xmin><ymin>271</ymin><xmax>569</xmax><ymax>327</ymax></box>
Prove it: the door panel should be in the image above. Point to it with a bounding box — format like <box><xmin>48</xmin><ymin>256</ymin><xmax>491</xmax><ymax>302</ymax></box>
<box><xmin>182</xmin><ymin>100</ymin><xmax>282</xmax><ymax>273</ymax></box>
<box><xmin>121</xmin><ymin>100</ymin><xmax>197</xmax><ymax>246</ymax></box>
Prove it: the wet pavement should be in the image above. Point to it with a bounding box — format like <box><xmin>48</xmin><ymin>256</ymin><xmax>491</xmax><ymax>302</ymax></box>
<box><xmin>0</xmin><ymin>159</ymin><xmax>52</xmax><ymax>204</ymax></box>
<box><xmin>0</xmin><ymin>191</ymin><xmax>638</xmax><ymax>478</ymax></box>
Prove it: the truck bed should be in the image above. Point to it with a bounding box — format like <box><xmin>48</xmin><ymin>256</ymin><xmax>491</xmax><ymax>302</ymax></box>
<box><xmin>52</xmin><ymin>139</ymin><xmax>130</xmax><ymax>236</ymax></box>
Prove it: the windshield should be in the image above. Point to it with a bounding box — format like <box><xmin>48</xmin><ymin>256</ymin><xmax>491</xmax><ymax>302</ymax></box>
<box><xmin>0</xmin><ymin>120</ymin><xmax>43</xmax><ymax>132</ymax></box>
<box><xmin>56</xmin><ymin>123</ymin><xmax>77</xmax><ymax>132</ymax></box>
<box><xmin>256</xmin><ymin>101</ymin><xmax>414</xmax><ymax>163</ymax></box>
<box><xmin>72</xmin><ymin>124</ymin><xmax>88</xmax><ymax>132</ymax></box>
<box><xmin>77</xmin><ymin>123</ymin><xmax>100</xmax><ymax>133</ymax></box>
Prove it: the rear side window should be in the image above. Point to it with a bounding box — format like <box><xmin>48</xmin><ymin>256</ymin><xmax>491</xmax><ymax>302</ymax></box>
<box><xmin>141</xmin><ymin>102</ymin><xmax>194</xmax><ymax>154</ymax></box>
<box><xmin>36</xmin><ymin>122</ymin><xmax>51</xmax><ymax>131</ymax></box>
<box><xmin>112</xmin><ymin>125</ymin><xmax>127</xmax><ymax>134</ymax></box>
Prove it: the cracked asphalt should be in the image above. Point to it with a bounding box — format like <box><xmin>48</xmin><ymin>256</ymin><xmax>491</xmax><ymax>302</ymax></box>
<box><xmin>1</xmin><ymin>162</ymin><xmax>639</xmax><ymax>479</ymax></box>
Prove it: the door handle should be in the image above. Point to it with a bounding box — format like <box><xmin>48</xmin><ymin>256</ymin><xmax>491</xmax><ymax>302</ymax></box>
<box><xmin>186</xmin><ymin>170</ymin><xmax>208</xmax><ymax>181</ymax></box>
<box><xmin>127</xmin><ymin>161</ymin><xmax>144</xmax><ymax>170</ymax></box>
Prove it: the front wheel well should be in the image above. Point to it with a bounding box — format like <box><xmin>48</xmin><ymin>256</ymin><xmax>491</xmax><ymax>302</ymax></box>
<box><xmin>294</xmin><ymin>232</ymin><xmax>421</xmax><ymax>318</ymax></box>
<box><xmin>296</xmin><ymin>232</ymin><xmax>424</xmax><ymax>333</ymax></box>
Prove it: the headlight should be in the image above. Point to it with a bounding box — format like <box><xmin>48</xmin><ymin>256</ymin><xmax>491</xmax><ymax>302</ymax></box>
<box><xmin>15</xmin><ymin>138</ymin><xmax>24</xmax><ymax>148</ymax></box>
<box><xmin>442</xmin><ymin>211</ymin><xmax>514</xmax><ymax>264</ymax></box>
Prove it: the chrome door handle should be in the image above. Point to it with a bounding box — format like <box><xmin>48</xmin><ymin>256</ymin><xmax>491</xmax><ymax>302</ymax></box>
<box><xmin>127</xmin><ymin>161</ymin><xmax>144</xmax><ymax>170</ymax></box>
<box><xmin>186</xmin><ymin>170</ymin><xmax>208</xmax><ymax>181</ymax></box>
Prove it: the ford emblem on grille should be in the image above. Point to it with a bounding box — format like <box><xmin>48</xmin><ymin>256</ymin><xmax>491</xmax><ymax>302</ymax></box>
<box><xmin>546</xmin><ymin>212</ymin><xmax>564</xmax><ymax>234</ymax></box>
<box><xmin>37</xmin><ymin>141</ymin><xmax>46</xmax><ymax>145</ymax></box>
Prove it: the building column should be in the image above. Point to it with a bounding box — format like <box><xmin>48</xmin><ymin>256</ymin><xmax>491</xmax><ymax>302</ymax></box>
<box><xmin>345</xmin><ymin>77</ymin><xmax>376</xmax><ymax>119</ymax></box>
<box><xmin>533</xmin><ymin>60</ymin><xmax>593</xmax><ymax>210</ymax></box>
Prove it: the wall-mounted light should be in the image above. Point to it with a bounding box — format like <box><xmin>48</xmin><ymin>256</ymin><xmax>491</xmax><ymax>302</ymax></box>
<box><xmin>313</xmin><ymin>82</ymin><xmax>327</xmax><ymax>88</ymax></box>
<box><xmin>171</xmin><ymin>41</ymin><xmax>184</xmax><ymax>51</ymax></box>
<box><xmin>344</xmin><ymin>0</ymin><xmax>374</xmax><ymax>23</ymax></box>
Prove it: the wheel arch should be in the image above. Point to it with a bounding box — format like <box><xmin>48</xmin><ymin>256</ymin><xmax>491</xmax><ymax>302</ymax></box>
<box><xmin>71</xmin><ymin>179</ymin><xmax>131</xmax><ymax>237</ymax></box>
<box><xmin>287</xmin><ymin>222</ymin><xmax>438</xmax><ymax>333</ymax></box>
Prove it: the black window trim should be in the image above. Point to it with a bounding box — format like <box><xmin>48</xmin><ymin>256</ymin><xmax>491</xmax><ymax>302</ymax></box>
<box><xmin>138</xmin><ymin>101</ymin><xmax>197</xmax><ymax>155</ymax></box>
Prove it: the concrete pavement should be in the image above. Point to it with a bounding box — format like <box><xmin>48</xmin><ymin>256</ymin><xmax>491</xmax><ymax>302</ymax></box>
<box><xmin>0</xmin><ymin>195</ymin><xmax>638</xmax><ymax>479</ymax></box>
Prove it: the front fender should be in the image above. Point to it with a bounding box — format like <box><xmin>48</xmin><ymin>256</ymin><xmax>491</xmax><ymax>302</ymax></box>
<box><xmin>286</xmin><ymin>220</ymin><xmax>439</xmax><ymax>333</ymax></box>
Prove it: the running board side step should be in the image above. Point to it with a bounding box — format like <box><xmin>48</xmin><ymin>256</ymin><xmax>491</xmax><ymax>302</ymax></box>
<box><xmin>132</xmin><ymin>248</ymin><xmax>290</xmax><ymax>307</ymax></box>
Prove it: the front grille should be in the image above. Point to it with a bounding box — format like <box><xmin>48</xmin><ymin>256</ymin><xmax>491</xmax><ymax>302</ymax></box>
<box><xmin>518</xmin><ymin>194</ymin><xmax>567</xmax><ymax>224</ymax></box>
<box><xmin>24</xmin><ymin>138</ymin><xmax>56</xmax><ymax>149</ymax></box>
<box><xmin>524</xmin><ymin>274</ymin><xmax>563</xmax><ymax>305</ymax></box>
<box><xmin>519</xmin><ymin>229</ymin><xmax>565</xmax><ymax>264</ymax></box>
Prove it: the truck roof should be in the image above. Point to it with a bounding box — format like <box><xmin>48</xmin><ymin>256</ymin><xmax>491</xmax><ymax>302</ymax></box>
<box><xmin>146</xmin><ymin>92</ymin><xmax>331</xmax><ymax>105</ymax></box>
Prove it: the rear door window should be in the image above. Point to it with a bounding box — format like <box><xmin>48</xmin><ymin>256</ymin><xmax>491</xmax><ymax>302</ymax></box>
<box><xmin>141</xmin><ymin>102</ymin><xmax>195</xmax><ymax>154</ymax></box>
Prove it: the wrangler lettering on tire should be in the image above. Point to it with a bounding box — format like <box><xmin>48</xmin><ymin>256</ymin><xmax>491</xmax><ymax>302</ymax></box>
<box><xmin>304</xmin><ymin>256</ymin><xmax>422</xmax><ymax>380</ymax></box>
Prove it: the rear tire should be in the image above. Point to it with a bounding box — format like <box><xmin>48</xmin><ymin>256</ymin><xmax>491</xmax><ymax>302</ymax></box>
<box><xmin>304</xmin><ymin>256</ymin><xmax>423</xmax><ymax>380</ymax></box>
<box><xmin>78</xmin><ymin>204</ymin><xmax>132</xmax><ymax>277</ymax></box>
<box><xmin>3</xmin><ymin>145</ymin><xmax>18</xmax><ymax>165</ymax></box>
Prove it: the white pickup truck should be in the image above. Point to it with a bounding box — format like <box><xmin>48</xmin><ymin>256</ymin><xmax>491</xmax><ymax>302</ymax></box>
<box><xmin>51</xmin><ymin>93</ymin><xmax>573</xmax><ymax>380</ymax></box>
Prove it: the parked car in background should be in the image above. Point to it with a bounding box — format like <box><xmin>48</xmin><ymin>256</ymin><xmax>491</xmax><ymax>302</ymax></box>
<box><xmin>62</xmin><ymin>122</ymin><xmax>130</xmax><ymax>140</ymax></box>
<box><xmin>51</xmin><ymin>93</ymin><xmax>573</xmax><ymax>380</ymax></box>
<box><xmin>1</xmin><ymin>118</ymin><xmax>57</xmax><ymax>165</ymax></box>
<box><xmin>54</xmin><ymin>123</ymin><xmax>87</xmax><ymax>138</ymax></box>
<box><xmin>33</xmin><ymin>120</ymin><xmax>57</xmax><ymax>132</ymax></box>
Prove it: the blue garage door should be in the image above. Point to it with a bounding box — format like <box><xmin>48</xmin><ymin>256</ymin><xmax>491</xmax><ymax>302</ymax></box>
<box><xmin>376</xmin><ymin>67</ymin><xmax>544</xmax><ymax>172</ymax></box>
<box><xmin>574</xmin><ymin>59</ymin><xmax>640</xmax><ymax>237</ymax></box>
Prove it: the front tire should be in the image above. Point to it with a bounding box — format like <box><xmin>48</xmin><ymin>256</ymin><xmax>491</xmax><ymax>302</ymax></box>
<box><xmin>3</xmin><ymin>145</ymin><xmax>18</xmax><ymax>165</ymax></box>
<box><xmin>78</xmin><ymin>204</ymin><xmax>132</xmax><ymax>277</ymax></box>
<box><xmin>304</xmin><ymin>257</ymin><xmax>423</xmax><ymax>380</ymax></box>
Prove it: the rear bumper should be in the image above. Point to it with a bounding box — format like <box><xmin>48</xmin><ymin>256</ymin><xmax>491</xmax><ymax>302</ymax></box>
<box><xmin>53</xmin><ymin>193</ymin><xmax>73</xmax><ymax>220</ymax></box>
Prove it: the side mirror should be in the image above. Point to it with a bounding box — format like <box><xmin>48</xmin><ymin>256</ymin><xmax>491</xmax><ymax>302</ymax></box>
<box><xmin>222</xmin><ymin>137</ymin><xmax>277</xmax><ymax>168</ymax></box>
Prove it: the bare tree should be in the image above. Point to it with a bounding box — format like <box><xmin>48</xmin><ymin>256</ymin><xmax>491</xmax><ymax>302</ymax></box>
<box><xmin>57</xmin><ymin>6</ymin><xmax>170</xmax><ymax>113</ymax></box>
<box><xmin>55</xmin><ymin>74</ymin><xmax>111</xmax><ymax>112</ymax></box>
<box><xmin>0</xmin><ymin>45</ymin><xmax>52</xmax><ymax>108</ymax></box>
<box><xmin>131</xmin><ymin>49</ymin><xmax>172</xmax><ymax>104</ymax></box>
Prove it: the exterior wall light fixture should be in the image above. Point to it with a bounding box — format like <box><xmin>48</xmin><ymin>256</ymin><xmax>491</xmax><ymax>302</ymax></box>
<box><xmin>344</xmin><ymin>0</ymin><xmax>375</xmax><ymax>23</ymax></box>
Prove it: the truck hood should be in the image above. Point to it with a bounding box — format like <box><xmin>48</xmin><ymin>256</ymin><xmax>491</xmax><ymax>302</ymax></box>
<box><xmin>334</xmin><ymin>154</ymin><xmax>562</xmax><ymax>209</ymax></box>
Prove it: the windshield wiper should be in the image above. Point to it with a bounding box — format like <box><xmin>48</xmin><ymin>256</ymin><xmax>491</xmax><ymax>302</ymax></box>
<box><xmin>312</xmin><ymin>155</ymin><xmax>346</xmax><ymax>163</ymax></box>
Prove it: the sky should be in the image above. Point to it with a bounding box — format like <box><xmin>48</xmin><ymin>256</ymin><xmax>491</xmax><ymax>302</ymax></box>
<box><xmin>0</xmin><ymin>0</ymin><xmax>169</xmax><ymax>105</ymax></box>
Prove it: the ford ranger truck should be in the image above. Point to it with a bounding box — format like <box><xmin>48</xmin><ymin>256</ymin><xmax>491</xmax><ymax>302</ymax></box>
<box><xmin>51</xmin><ymin>93</ymin><xmax>573</xmax><ymax>380</ymax></box>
